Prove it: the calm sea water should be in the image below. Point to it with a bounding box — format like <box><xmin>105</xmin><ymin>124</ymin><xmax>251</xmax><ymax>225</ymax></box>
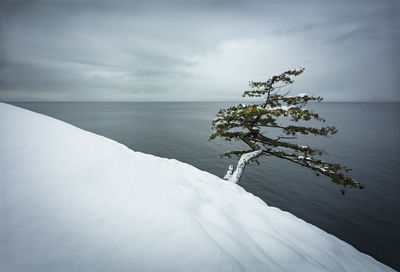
<box><xmin>10</xmin><ymin>102</ymin><xmax>400</xmax><ymax>270</ymax></box>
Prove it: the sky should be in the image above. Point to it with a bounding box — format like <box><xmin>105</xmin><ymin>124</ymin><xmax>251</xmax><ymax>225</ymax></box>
<box><xmin>0</xmin><ymin>0</ymin><xmax>399</xmax><ymax>102</ymax></box>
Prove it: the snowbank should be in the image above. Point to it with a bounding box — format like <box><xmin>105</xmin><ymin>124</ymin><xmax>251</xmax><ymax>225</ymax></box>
<box><xmin>0</xmin><ymin>102</ymin><xmax>394</xmax><ymax>272</ymax></box>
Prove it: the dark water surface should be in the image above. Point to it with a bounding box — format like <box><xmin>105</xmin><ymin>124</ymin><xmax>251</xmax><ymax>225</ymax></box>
<box><xmin>10</xmin><ymin>102</ymin><xmax>400</xmax><ymax>270</ymax></box>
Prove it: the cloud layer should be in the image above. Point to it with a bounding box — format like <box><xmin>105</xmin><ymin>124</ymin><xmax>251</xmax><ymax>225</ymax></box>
<box><xmin>1</xmin><ymin>0</ymin><xmax>399</xmax><ymax>101</ymax></box>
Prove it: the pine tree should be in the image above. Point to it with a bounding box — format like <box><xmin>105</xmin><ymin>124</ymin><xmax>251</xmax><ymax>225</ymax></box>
<box><xmin>210</xmin><ymin>68</ymin><xmax>363</xmax><ymax>194</ymax></box>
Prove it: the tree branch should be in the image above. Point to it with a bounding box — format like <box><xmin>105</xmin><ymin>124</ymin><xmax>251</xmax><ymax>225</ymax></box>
<box><xmin>224</xmin><ymin>150</ymin><xmax>263</xmax><ymax>183</ymax></box>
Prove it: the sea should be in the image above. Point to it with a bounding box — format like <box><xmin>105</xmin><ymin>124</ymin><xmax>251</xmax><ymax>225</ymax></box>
<box><xmin>10</xmin><ymin>101</ymin><xmax>400</xmax><ymax>270</ymax></box>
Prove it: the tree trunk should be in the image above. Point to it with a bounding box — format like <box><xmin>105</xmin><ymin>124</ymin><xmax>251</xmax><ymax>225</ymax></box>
<box><xmin>223</xmin><ymin>150</ymin><xmax>262</xmax><ymax>184</ymax></box>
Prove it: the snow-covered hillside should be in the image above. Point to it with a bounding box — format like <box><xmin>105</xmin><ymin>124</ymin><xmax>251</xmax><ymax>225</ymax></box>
<box><xmin>0</xmin><ymin>102</ymin><xmax>394</xmax><ymax>272</ymax></box>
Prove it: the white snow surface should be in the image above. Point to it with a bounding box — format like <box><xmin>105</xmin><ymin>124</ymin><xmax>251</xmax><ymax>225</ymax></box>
<box><xmin>267</xmin><ymin>105</ymin><xmax>294</xmax><ymax>111</ymax></box>
<box><xmin>298</xmin><ymin>93</ymin><xmax>308</xmax><ymax>97</ymax></box>
<box><xmin>0</xmin><ymin>103</ymin><xmax>394</xmax><ymax>272</ymax></box>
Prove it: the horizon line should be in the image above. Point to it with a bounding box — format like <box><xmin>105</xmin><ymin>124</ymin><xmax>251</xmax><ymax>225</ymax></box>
<box><xmin>2</xmin><ymin>100</ymin><xmax>400</xmax><ymax>103</ymax></box>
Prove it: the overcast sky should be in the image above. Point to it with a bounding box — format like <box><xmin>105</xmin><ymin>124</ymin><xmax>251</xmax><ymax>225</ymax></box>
<box><xmin>0</xmin><ymin>0</ymin><xmax>399</xmax><ymax>102</ymax></box>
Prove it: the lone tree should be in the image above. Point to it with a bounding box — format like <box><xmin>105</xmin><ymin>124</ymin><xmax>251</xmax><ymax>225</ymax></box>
<box><xmin>210</xmin><ymin>68</ymin><xmax>363</xmax><ymax>194</ymax></box>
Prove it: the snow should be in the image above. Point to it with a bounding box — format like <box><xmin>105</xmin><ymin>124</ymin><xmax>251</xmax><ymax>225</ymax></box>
<box><xmin>266</xmin><ymin>105</ymin><xmax>294</xmax><ymax>111</ymax></box>
<box><xmin>319</xmin><ymin>167</ymin><xmax>331</xmax><ymax>173</ymax></box>
<box><xmin>0</xmin><ymin>102</ymin><xmax>394</xmax><ymax>272</ymax></box>
<box><xmin>223</xmin><ymin>164</ymin><xmax>234</xmax><ymax>180</ymax></box>
<box><xmin>298</xmin><ymin>93</ymin><xmax>308</xmax><ymax>97</ymax></box>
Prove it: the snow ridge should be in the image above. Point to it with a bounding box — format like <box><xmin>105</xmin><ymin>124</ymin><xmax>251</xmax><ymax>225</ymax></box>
<box><xmin>0</xmin><ymin>102</ymin><xmax>394</xmax><ymax>272</ymax></box>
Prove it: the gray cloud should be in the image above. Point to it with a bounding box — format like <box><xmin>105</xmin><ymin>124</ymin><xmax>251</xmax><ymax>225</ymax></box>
<box><xmin>0</xmin><ymin>0</ymin><xmax>399</xmax><ymax>101</ymax></box>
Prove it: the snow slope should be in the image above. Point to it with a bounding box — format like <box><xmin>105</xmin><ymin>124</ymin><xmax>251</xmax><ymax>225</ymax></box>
<box><xmin>0</xmin><ymin>102</ymin><xmax>394</xmax><ymax>272</ymax></box>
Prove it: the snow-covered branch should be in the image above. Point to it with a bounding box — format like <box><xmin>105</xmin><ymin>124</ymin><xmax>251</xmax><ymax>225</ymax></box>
<box><xmin>224</xmin><ymin>150</ymin><xmax>262</xmax><ymax>183</ymax></box>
